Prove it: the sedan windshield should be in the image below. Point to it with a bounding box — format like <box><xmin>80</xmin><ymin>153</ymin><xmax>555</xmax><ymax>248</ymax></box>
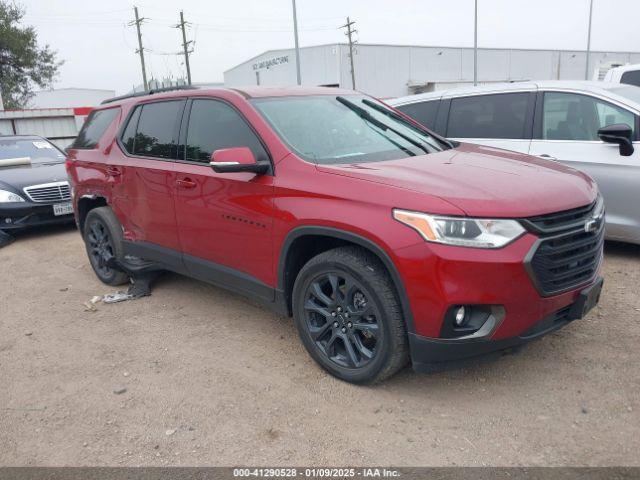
<box><xmin>252</xmin><ymin>95</ymin><xmax>448</xmax><ymax>164</ymax></box>
<box><xmin>0</xmin><ymin>138</ymin><xmax>65</xmax><ymax>165</ymax></box>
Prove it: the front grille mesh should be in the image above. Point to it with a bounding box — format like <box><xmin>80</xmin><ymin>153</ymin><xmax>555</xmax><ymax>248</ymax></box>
<box><xmin>24</xmin><ymin>182</ymin><xmax>71</xmax><ymax>203</ymax></box>
<box><xmin>525</xmin><ymin>200</ymin><xmax>604</xmax><ymax>296</ymax></box>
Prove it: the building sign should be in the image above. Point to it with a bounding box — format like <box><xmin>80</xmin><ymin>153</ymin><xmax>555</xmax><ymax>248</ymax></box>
<box><xmin>253</xmin><ymin>55</ymin><xmax>289</xmax><ymax>71</ymax></box>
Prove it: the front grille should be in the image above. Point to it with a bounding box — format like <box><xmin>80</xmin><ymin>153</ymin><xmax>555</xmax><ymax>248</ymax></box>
<box><xmin>525</xmin><ymin>199</ymin><xmax>604</xmax><ymax>296</ymax></box>
<box><xmin>23</xmin><ymin>181</ymin><xmax>71</xmax><ymax>203</ymax></box>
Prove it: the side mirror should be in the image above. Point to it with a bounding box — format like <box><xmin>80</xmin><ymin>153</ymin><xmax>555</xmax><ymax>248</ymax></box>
<box><xmin>598</xmin><ymin>123</ymin><xmax>635</xmax><ymax>157</ymax></box>
<box><xmin>210</xmin><ymin>147</ymin><xmax>269</xmax><ymax>174</ymax></box>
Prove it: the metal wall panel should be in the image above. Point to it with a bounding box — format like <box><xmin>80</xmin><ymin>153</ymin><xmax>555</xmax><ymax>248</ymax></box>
<box><xmin>225</xmin><ymin>44</ymin><xmax>640</xmax><ymax>98</ymax></box>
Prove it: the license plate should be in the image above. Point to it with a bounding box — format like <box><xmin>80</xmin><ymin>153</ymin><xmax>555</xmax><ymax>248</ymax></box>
<box><xmin>53</xmin><ymin>202</ymin><xmax>73</xmax><ymax>216</ymax></box>
<box><xmin>568</xmin><ymin>277</ymin><xmax>604</xmax><ymax>320</ymax></box>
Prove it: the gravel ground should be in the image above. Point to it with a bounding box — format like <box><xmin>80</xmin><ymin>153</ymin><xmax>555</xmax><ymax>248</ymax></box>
<box><xmin>1</xmin><ymin>225</ymin><xmax>639</xmax><ymax>467</ymax></box>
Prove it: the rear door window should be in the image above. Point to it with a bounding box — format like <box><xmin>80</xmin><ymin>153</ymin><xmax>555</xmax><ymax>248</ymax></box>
<box><xmin>184</xmin><ymin>99</ymin><xmax>268</xmax><ymax>163</ymax></box>
<box><xmin>72</xmin><ymin>108</ymin><xmax>120</xmax><ymax>149</ymax></box>
<box><xmin>395</xmin><ymin>100</ymin><xmax>440</xmax><ymax>130</ymax></box>
<box><xmin>125</xmin><ymin>101</ymin><xmax>183</xmax><ymax>159</ymax></box>
<box><xmin>446</xmin><ymin>93</ymin><xmax>530</xmax><ymax>139</ymax></box>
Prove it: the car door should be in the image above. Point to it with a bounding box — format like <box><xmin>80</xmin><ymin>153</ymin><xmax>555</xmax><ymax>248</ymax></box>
<box><xmin>444</xmin><ymin>92</ymin><xmax>535</xmax><ymax>154</ymax></box>
<box><xmin>114</xmin><ymin>100</ymin><xmax>184</xmax><ymax>254</ymax></box>
<box><xmin>529</xmin><ymin>91</ymin><xmax>640</xmax><ymax>242</ymax></box>
<box><xmin>173</xmin><ymin>97</ymin><xmax>275</xmax><ymax>301</ymax></box>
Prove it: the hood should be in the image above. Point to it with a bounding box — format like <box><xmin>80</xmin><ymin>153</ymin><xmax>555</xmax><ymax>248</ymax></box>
<box><xmin>0</xmin><ymin>162</ymin><xmax>69</xmax><ymax>193</ymax></box>
<box><xmin>316</xmin><ymin>143</ymin><xmax>598</xmax><ymax>218</ymax></box>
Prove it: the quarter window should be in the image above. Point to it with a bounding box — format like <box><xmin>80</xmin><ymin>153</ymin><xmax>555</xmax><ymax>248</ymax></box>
<box><xmin>447</xmin><ymin>93</ymin><xmax>530</xmax><ymax>139</ymax></box>
<box><xmin>542</xmin><ymin>92</ymin><xmax>635</xmax><ymax>141</ymax></box>
<box><xmin>396</xmin><ymin>101</ymin><xmax>440</xmax><ymax>131</ymax></box>
<box><xmin>185</xmin><ymin>99</ymin><xmax>268</xmax><ymax>163</ymax></box>
<box><xmin>72</xmin><ymin>108</ymin><xmax>120</xmax><ymax>149</ymax></box>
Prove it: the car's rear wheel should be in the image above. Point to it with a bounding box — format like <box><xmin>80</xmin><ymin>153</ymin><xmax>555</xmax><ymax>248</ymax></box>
<box><xmin>292</xmin><ymin>246</ymin><xmax>409</xmax><ymax>384</ymax></box>
<box><xmin>83</xmin><ymin>207</ymin><xmax>129</xmax><ymax>286</ymax></box>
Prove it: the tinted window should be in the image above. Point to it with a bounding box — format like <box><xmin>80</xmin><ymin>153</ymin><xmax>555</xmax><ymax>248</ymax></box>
<box><xmin>620</xmin><ymin>70</ymin><xmax>640</xmax><ymax>87</ymax></box>
<box><xmin>396</xmin><ymin>101</ymin><xmax>440</xmax><ymax>130</ymax></box>
<box><xmin>72</xmin><ymin>108</ymin><xmax>119</xmax><ymax>149</ymax></box>
<box><xmin>185</xmin><ymin>99</ymin><xmax>268</xmax><ymax>163</ymax></box>
<box><xmin>121</xmin><ymin>106</ymin><xmax>141</xmax><ymax>154</ymax></box>
<box><xmin>132</xmin><ymin>101</ymin><xmax>183</xmax><ymax>159</ymax></box>
<box><xmin>447</xmin><ymin>93</ymin><xmax>529</xmax><ymax>139</ymax></box>
<box><xmin>542</xmin><ymin>92</ymin><xmax>635</xmax><ymax>141</ymax></box>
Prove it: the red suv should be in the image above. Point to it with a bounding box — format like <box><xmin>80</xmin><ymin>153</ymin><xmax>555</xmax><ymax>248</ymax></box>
<box><xmin>66</xmin><ymin>86</ymin><xmax>604</xmax><ymax>383</ymax></box>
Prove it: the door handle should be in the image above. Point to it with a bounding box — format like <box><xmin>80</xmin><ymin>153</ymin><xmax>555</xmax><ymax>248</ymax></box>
<box><xmin>106</xmin><ymin>165</ymin><xmax>122</xmax><ymax>177</ymax></box>
<box><xmin>539</xmin><ymin>154</ymin><xmax>558</xmax><ymax>160</ymax></box>
<box><xmin>176</xmin><ymin>178</ymin><xmax>197</xmax><ymax>189</ymax></box>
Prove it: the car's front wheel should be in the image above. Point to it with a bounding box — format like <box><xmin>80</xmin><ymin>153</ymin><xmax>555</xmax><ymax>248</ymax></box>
<box><xmin>292</xmin><ymin>246</ymin><xmax>409</xmax><ymax>384</ymax></box>
<box><xmin>83</xmin><ymin>207</ymin><xmax>130</xmax><ymax>286</ymax></box>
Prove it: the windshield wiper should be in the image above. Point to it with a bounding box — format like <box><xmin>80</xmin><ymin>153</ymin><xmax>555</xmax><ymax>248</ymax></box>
<box><xmin>336</xmin><ymin>96</ymin><xmax>429</xmax><ymax>155</ymax></box>
<box><xmin>361</xmin><ymin>98</ymin><xmax>455</xmax><ymax>150</ymax></box>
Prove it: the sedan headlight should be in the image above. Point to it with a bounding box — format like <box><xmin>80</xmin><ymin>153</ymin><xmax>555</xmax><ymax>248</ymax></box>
<box><xmin>393</xmin><ymin>209</ymin><xmax>525</xmax><ymax>248</ymax></box>
<box><xmin>0</xmin><ymin>189</ymin><xmax>26</xmax><ymax>203</ymax></box>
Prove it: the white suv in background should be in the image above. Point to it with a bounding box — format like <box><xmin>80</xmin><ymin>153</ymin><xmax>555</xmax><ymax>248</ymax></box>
<box><xmin>603</xmin><ymin>64</ymin><xmax>640</xmax><ymax>88</ymax></box>
<box><xmin>389</xmin><ymin>81</ymin><xmax>640</xmax><ymax>245</ymax></box>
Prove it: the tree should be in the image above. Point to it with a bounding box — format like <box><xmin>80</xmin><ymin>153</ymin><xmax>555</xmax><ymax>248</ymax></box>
<box><xmin>0</xmin><ymin>1</ymin><xmax>62</xmax><ymax>109</ymax></box>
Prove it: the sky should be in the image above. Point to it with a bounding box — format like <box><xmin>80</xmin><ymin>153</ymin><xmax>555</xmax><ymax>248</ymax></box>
<box><xmin>21</xmin><ymin>0</ymin><xmax>640</xmax><ymax>95</ymax></box>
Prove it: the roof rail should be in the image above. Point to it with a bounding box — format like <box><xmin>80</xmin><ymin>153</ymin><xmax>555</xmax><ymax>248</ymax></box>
<box><xmin>101</xmin><ymin>85</ymin><xmax>200</xmax><ymax>105</ymax></box>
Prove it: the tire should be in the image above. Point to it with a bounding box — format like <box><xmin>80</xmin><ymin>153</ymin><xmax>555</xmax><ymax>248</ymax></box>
<box><xmin>292</xmin><ymin>246</ymin><xmax>409</xmax><ymax>384</ymax></box>
<box><xmin>83</xmin><ymin>207</ymin><xmax>130</xmax><ymax>286</ymax></box>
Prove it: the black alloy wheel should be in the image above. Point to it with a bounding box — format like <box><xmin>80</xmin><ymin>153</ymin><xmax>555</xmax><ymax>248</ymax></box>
<box><xmin>303</xmin><ymin>271</ymin><xmax>380</xmax><ymax>369</ymax></box>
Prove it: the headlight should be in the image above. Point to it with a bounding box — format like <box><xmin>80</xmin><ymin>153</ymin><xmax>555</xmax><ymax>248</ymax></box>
<box><xmin>0</xmin><ymin>189</ymin><xmax>26</xmax><ymax>203</ymax></box>
<box><xmin>393</xmin><ymin>209</ymin><xmax>525</xmax><ymax>248</ymax></box>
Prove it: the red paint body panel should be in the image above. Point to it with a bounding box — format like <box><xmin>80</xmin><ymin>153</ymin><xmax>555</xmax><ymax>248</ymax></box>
<box><xmin>67</xmin><ymin>87</ymin><xmax>601</xmax><ymax>357</ymax></box>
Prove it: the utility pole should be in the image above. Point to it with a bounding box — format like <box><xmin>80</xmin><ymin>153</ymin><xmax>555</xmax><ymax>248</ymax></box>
<box><xmin>176</xmin><ymin>10</ymin><xmax>193</xmax><ymax>85</ymax></box>
<box><xmin>473</xmin><ymin>0</ymin><xmax>478</xmax><ymax>86</ymax></box>
<box><xmin>130</xmin><ymin>7</ymin><xmax>148</xmax><ymax>91</ymax></box>
<box><xmin>585</xmin><ymin>0</ymin><xmax>594</xmax><ymax>80</ymax></box>
<box><xmin>341</xmin><ymin>17</ymin><xmax>357</xmax><ymax>90</ymax></box>
<box><xmin>292</xmin><ymin>0</ymin><xmax>302</xmax><ymax>85</ymax></box>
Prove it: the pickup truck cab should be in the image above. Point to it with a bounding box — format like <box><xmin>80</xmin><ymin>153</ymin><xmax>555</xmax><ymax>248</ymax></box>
<box><xmin>66</xmin><ymin>86</ymin><xmax>604</xmax><ymax>383</ymax></box>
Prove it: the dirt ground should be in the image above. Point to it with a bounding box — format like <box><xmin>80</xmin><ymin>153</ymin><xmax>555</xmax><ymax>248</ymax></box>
<box><xmin>1</xmin><ymin>225</ymin><xmax>639</xmax><ymax>467</ymax></box>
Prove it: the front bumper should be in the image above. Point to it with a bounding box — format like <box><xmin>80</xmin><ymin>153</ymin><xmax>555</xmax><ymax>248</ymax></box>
<box><xmin>0</xmin><ymin>201</ymin><xmax>75</xmax><ymax>230</ymax></box>
<box><xmin>392</xmin><ymin>232</ymin><xmax>603</xmax><ymax>368</ymax></box>
<box><xmin>409</xmin><ymin>278</ymin><xmax>601</xmax><ymax>371</ymax></box>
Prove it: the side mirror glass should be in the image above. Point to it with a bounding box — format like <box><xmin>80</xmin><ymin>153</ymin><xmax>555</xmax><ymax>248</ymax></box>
<box><xmin>598</xmin><ymin>123</ymin><xmax>635</xmax><ymax>157</ymax></box>
<box><xmin>210</xmin><ymin>147</ymin><xmax>269</xmax><ymax>174</ymax></box>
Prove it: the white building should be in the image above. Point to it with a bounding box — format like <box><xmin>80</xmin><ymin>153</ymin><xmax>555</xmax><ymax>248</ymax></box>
<box><xmin>0</xmin><ymin>88</ymin><xmax>114</xmax><ymax>149</ymax></box>
<box><xmin>29</xmin><ymin>87</ymin><xmax>115</xmax><ymax>109</ymax></box>
<box><xmin>224</xmin><ymin>43</ymin><xmax>640</xmax><ymax>98</ymax></box>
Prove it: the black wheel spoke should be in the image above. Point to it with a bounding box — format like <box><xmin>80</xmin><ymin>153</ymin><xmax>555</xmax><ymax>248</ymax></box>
<box><xmin>327</xmin><ymin>274</ymin><xmax>339</xmax><ymax>302</ymax></box>
<box><xmin>309</xmin><ymin>320</ymin><xmax>332</xmax><ymax>341</ymax></box>
<box><xmin>352</xmin><ymin>321</ymin><xmax>378</xmax><ymax>333</ymax></box>
<box><xmin>304</xmin><ymin>299</ymin><xmax>331</xmax><ymax>318</ymax></box>
<box><xmin>351</xmin><ymin>333</ymin><xmax>375</xmax><ymax>360</ymax></box>
<box><xmin>342</xmin><ymin>334</ymin><xmax>360</xmax><ymax>367</ymax></box>
<box><xmin>310</xmin><ymin>282</ymin><xmax>334</xmax><ymax>307</ymax></box>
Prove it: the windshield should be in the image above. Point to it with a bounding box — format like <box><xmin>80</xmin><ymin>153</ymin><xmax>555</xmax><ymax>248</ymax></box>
<box><xmin>252</xmin><ymin>95</ymin><xmax>448</xmax><ymax>164</ymax></box>
<box><xmin>0</xmin><ymin>138</ymin><xmax>65</xmax><ymax>165</ymax></box>
<box><xmin>609</xmin><ymin>85</ymin><xmax>640</xmax><ymax>105</ymax></box>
